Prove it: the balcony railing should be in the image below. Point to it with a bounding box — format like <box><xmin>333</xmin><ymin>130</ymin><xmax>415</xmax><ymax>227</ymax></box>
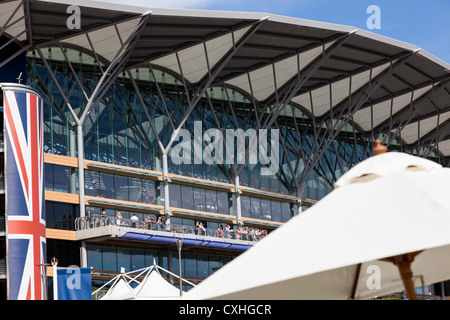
<box><xmin>74</xmin><ymin>214</ymin><xmax>267</xmax><ymax>242</ymax></box>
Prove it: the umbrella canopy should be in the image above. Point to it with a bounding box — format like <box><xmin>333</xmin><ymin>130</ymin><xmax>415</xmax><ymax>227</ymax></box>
<box><xmin>184</xmin><ymin>150</ymin><xmax>450</xmax><ymax>300</ymax></box>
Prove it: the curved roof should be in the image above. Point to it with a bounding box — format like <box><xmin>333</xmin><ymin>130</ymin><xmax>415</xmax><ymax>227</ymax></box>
<box><xmin>1</xmin><ymin>0</ymin><xmax>450</xmax><ymax>158</ymax></box>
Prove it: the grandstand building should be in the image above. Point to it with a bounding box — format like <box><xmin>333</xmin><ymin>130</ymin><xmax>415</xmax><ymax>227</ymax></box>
<box><xmin>0</xmin><ymin>0</ymin><xmax>449</xmax><ymax>299</ymax></box>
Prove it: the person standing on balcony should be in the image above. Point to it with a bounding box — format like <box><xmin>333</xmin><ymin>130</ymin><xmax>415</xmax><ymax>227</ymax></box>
<box><xmin>130</xmin><ymin>214</ymin><xmax>139</xmax><ymax>228</ymax></box>
<box><xmin>116</xmin><ymin>212</ymin><xmax>123</xmax><ymax>226</ymax></box>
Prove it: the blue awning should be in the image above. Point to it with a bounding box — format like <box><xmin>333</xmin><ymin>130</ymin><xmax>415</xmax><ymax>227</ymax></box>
<box><xmin>120</xmin><ymin>231</ymin><xmax>252</xmax><ymax>250</ymax></box>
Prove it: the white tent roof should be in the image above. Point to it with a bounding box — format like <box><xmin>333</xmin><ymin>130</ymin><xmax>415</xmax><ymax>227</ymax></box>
<box><xmin>100</xmin><ymin>278</ymin><xmax>133</xmax><ymax>300</ymax></box>
<box><xmin>97</xmin><ymin>261</ymin><xmax>195</xmax><ymax>300</ymax></box>
<box><xmin>121</xmin><ymin>268</ymin><xmax>183</xmax><ymax>300</ymax></box>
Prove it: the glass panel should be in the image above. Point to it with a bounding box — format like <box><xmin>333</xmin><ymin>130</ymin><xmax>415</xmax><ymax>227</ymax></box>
<box><xmin>102</xmin><ymin>246</ymin><xmax>117</xmax><ymax>271</ymax></box>
<box><xmin>114</xmin><ymin>175</ymin><xmax>129</xmax><ymax>201</ymax></box>
<box><xmin>87</xmin><ymin>243</ymin><xmax>102</xmax><ymax>270</ymax></box>
<box><xmin>53</xmin><ymin>202</ymin><xmax>72</xmax><ymax>229</ymax></box>
<box><xmin>169</xmin><ymin>184</ymin><xmax>181</xmax><ymax>208</ymax></box>
<box><xmin>181</xmin><ymin>186</ymin><xmax>193</xmax><ymax>210</ymax></box>
<box><xmin>260</xmin><ymin>198</ymin><xmax>271</xmax><ymax>221</ymax></box>
<box><xmin>99</xmin><ymin>172</ymin><xmax>114</xmax><ymax>199</ymax></box>
<box><xmin>117</xmin><ymin>246</ymin><xmax>131</xmax><ymax>272</ymax></box>
<box><xmin>183</xmin><ymin>253</ymin><xmax>197</xmax><ymax>278</ymax></box>
<box><xmin>216</xmin><ymin>191</ymin><xmax>228</xmax><ymax>215</ymax></box>
<box><xmin>142</xmin><ymin>179</ymin><xmax>156</xmax><ymax>204</ymax></box>
<box><xmin>281</xmin><ymin>202</ymin><xmax>291</xmax><ymax>222</ymax></box>
<box><xmin>53</xmin><ymin>165</ymin><xmax>71</xmax><ymax>193</ymax></box>
<box><xmin>128</xmin><ymin>177</ymin><xmax>142</xmax><ymax>203</ymax></box>
<box><xmin>241</xmin><ymin>195</ymin><xmax>250</xmax><ymax>218</ymax></box>
<box><xmin>209</xmin><ymin>255</ymin><xmax>221</xmax><ymax>275</ymax></box>
<box><xmin>271</xmin><ymin>200</ymin><xmax>282</xmax><ymax>222</ymax></box>
<box><xmin>44</xmin><ymin>163</ymin><xmax>53</xmax><ymax>191</ymax></box>
<box><xmin>84</xmin><ymin>170</ymin><xmax>99</xmax><ymax>197</ymax></box>
<box><xmin>144</xmin><ymin>249</ymin><xmax>159</xmax><ymax>266</ymax></box>
<box><xmin>193</xmin><ymin>188</ymin><xmax>205</xmax><ymax>212</ymax></box>
<box><xmin>205</xmin><ymin>189</ymin><xmax>217</xmax><ymax>213</ymax></box>
<box><xmin>45</xmin><ymin>201</ymin><xmax>55</xmax><ymax>228</ymax></box>
<box><xmin>250</xmin><ymin>197</ymin><xmax>261</xmax><ymax>219</ymax></box>
<box><xmin>197</xmin><ymin>254</ymin><xmax>209</xmax><ymax>279</ymax></box>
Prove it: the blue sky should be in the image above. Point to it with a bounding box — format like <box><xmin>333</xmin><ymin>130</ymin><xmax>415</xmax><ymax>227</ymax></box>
<box><xmin>101</xmin><ymin>0</ymin><xmax>449</xmax><ymax>63</ymax></box>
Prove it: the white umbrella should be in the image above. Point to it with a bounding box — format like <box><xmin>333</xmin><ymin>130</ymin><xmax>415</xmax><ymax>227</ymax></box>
<box><xmin>184</xmin><ymin>147</ymin><xmax>450</xmax><ymax>300</ymax></box>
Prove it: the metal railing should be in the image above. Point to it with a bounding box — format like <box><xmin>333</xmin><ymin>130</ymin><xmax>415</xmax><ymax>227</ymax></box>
<box><xmin>74</xmin><ymin>214</ymin><xmax>267</xmax><ymax>242</ymax></box>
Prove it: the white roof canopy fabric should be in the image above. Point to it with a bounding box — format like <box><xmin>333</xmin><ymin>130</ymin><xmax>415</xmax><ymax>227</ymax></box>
<box><xmin>1</xmin><ymin>0</ymin><xmax>449</xmax><ymax>159</ymax></box>
<box><xmin>120</xmin><ymin>268</ymin><xmax>183</xmax><ymax>300</ymax></box>
<box><xmin>94</xmin><ymin>261</ymin><xmax>196</xmax><ymax>300</ymax></box>
<box><xmin>100</xmin><ymin>278</ymin><xmax>133</xmax><ymax>300</ymax></box>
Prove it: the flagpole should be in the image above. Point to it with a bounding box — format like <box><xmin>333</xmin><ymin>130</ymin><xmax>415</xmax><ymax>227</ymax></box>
<box><xmin>52</xmin><ymin>257</ymin><xmax>58</xmax><ymax>300</ymax></box>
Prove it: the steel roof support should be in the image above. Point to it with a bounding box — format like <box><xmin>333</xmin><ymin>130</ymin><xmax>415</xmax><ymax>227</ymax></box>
<box><xmin>35</xmin><ymin>12</ymin><xmax>150</xmax><ymax>238</ymax></box>
<box><xmin>296</xmin><ymin>50</ymin><xmax>418</xmax><ymax>190</ymax></box>
<box><xmin>380</xmin><ymin>79</ymin><xmax>450</xmax><ymax>148</ymax></box>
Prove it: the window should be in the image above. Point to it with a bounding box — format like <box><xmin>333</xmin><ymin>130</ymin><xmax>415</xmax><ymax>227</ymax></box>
<box><xmin>142</xmin><ymin>179</ymin><xmax>156</xmax><ymax>204</ymax></box>
<box><xmin>114</xmin><ymin>175</ymin><xmax>128</xmax><ymax>201</ymax></box>
<box><xmin>271</xmin><ymin>200</ymin><xmax>282</xmax><ymax>222</ymax></box>
<box><xmin>169</xmin><ymin>184</ymin><xmax>181</xmax><ymax>208</ymax></box>
<box><xmin>87</xmin><ymin>243</ymin><xmax>102</xmax><ymax>270</ymax></box>
<box><xmin>44</xmin><ymin>163</ymin><xmax>53</xmax><ymax>191</ymax></box>
<box><xmin>84</xmin><ymin>170</ymin><xmax>99</xmax><ymax>197</ymax></box>
<box><xmin>216</xmin><ymin>191</ymin><xmax>229</xmax><ymax>215</ymax></box>
<box><xmin>250</xmin><ymin>197</ymin><xmax>261</xmax><ymax>219</ymax></box>
<box><xmin>281</xmin><ymin>202</ymin><xmax>291</xmax><ymax>222</ymax></box>
<box><xmin>197</xmin><ymin>254</ymin><xmax>209</xmax><ymax>278</ymax></box>
<box><xmin>193</xmin><ymin>188</ymin><xmax>205</xmax><ymax>212</ymax></box>
<box><xmin>53</xmin><ymin>165</ymin><xmax>71</xmax><ymax>193</ymax></box>
<box><xmin>183</xmin><ymin>253</ymin><xmax>197</xmax><ymax>278</ymax></box>
<box><xmin>209</xmin><ymin>256</ymin><xmax>221</xmax><ymax>275</ymax></box>
<box><xmin>260</xmin><ymin>198</ymin><xmax>271</xmax><ymax>221</ymax></box>
<box><xmin>181</xmin><ymin>186</ymin><xmax>193</xmax><ymax>210</ymax></box>
<box><xmin>205</xmin><ymin>189</ymin><xmax>217</xmax><ymax>213</ymax></box>
<box><xmin>241</xmin><ymin>195</ymin><xmax>250</xmax><ymax>218</ymax></box>
<box><xmin>102</xmin><ymin>246</ymin><xmax>117</xmax><ymax>271</ymax></box>
<box><xmin>99</xmin><ymin>172</ymin><xmax>114</xmax><ymax>199</ymax></box>
<box><xmin>128</xmin><ymin>177</ymin><xmax>143</xmax><ymax>203</ymax></box>
<box><xmin>117</xmin><ymin>247</ymin><xmax>131</xmax><ymax>272</ymax></box>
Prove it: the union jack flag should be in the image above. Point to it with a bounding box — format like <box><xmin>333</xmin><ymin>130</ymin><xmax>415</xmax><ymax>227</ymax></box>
<box><xmin>4</xmin><ymin>88</ymin><xmax>46</xmax><ymax>300</ymax></box>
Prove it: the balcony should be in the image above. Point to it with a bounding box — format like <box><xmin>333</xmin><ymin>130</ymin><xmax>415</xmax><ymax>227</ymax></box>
<box><xmin>74</xmin><ymin>215</ymin><xmax>267</xmax><ymax>251</ymax></box>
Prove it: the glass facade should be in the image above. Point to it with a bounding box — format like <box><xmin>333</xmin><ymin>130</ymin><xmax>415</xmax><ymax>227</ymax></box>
<box><xmin>87</xmin><ymin>243</ymin><xmax>234</xmax><ymax>290</ymax></box>
<box><xmin>26</xmin><ymin>46</ymin><xmax>380</xmax><ymax>281</ymax></box>
<box><xmin>28</xmin><ymin>47</ymin><xmax>371</xmax><ymax>199</ymax></box>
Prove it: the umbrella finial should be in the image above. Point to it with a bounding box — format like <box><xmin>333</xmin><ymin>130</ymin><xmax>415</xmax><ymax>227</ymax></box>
<box><xmin>373</xmin><ymin>139</ymin><xmax>387</xmax><ymax>155</ymax></box>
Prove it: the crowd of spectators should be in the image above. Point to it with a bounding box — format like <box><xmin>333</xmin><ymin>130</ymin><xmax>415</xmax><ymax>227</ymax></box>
<box><xmin>82</xmin><ymin>209</ymin><xmax>268</xmax><ymax>241</ymax></box>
